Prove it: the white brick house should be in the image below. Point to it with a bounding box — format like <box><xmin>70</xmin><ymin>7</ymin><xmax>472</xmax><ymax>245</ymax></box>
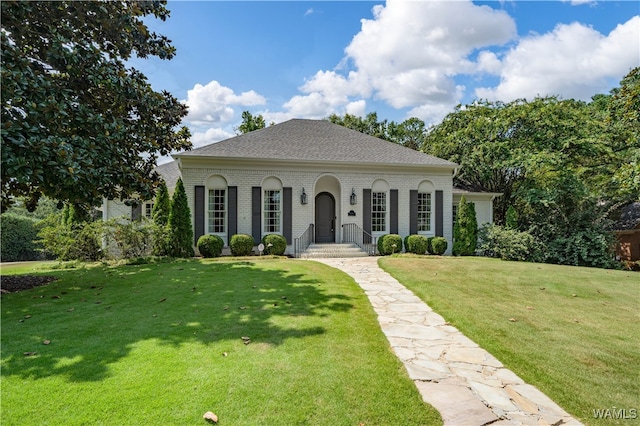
<box><xmin>103</xmin><ymin>119</ymin><xmax>499</xmax><ymax>256</ymax></box>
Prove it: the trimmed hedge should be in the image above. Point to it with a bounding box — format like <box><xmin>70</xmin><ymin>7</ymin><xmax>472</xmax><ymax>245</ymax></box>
<box><xmin>1</xmin><ymin>213</ymin><xmax>43</xmax><ymax>261</ymax></box>
<box><xmin>404</xmin><ymin>234</ymin><xmax>428</xmax><ymax>255</ymax></box>
<box><xmin>197</xmin><ymin>234</ymin><xmax>224</xmax><ymax>258</ymax></box>
<box><xmin>230</xmin><ymin>233</ymin><xmax>254</xmax><ymax>256</ymax></box>
<box><xmin>377</xmin><ymin>234</ymin><xmax>402</xmax><ymax>255</ymax></box>
<box><xmin>262</xmin><ymin>234</ymin><xmax>287</xmax><ymax>256</ymax></box>
<box><xmin>430</xmin><ymin>237</ymin><xmax>448</xmax><ymax>255</ymax></box>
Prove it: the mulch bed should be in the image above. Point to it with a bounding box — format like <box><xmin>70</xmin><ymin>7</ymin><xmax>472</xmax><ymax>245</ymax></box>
<box><xmin>1</xmin><ymin>275</ymin><xmax>58</xmax><ymax>293</ymax></box>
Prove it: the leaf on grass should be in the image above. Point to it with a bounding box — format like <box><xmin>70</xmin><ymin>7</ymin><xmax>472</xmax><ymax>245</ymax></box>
<box><xmin>23</xmin><ymin>352</ymin><xmax>37</xmax><ymax>357</ymax></box>
<box><xmin>508</xmin><ymin>318</ymin><xmax>517</xmax><ymax>322</ymax></box>
<box><xmin>43</xmin><ymin>340</ymin><xmax>51</xmax><ymax>345</ymax></box>
<box><xmin>203</xmin><ymin>411</ymin><xmax>218</xmax><ymax>423</ymax></box>
<box><xmin>24</xmin><ymin>315</ymin><xmax>31</xmax><ymax>319</ymax></box>
<box><xmin>159</xmin><ymin>298</ymin><xmax>167</xmax><ymax>303</ymax></box>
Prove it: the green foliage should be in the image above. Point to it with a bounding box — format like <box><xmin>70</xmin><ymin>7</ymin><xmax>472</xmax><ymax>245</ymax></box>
<box><xmin>478</xmin><ymin>224</ymin><xmax>542</xmax><ymax>262</ymax></box>
<box><xmin>3</xmin><ymin>196</ymin><xmax>60</xmax><ymax>219</ymax></box>
<box><xmin>261</xmin><ymin>234</ymin><xmax>287</xmax><ymax>256</ymax></box>
<box><xmin>167</xmin><ymin>178</ymin><xmax>193</xmax><ymax>258</ymax></box>
<box><xmin>152</xmin><ymin>180</ymin><xmax>171</xmax><ymax>227</ymax></box>
<box><xmin>38</xmin><ymin>214</ymin><xmax>103</xmax><ymax>261</ymax></box>
<box><xmin>230</xmin><ymin>233</ymin><xmax>254</xmax><ymax>256</ymax></box>
<box><xmin>430</xmin><ymin>237</ymin><xmax>448</xmax><ymax>255</ymax></box>
<box><xmin>197</xmin><ymin>235</ymin><xmax>224</xmax><ymax>258</ymax></box>
<box><xmin>377</xmin><ymin>234</ymin><xmax>402</xmax><ymax>256</ymax></box>
<box><xmin>236</xmin><ymin>111</ymin><xmax>266</xmax><ymax>134</ymax></box>
<box><xmin>452</xmin><ymin>197</ymin><xmax>477</xmax><ymax>256</ymax></box>
<box><xmin>0</xmin><ymin>213</ymin><xmax>43</xmax><ymax>261</ymax></box>
<box><xmin>404</xmin><ymin>235</ymin><xmax>428</xmax><ymax>255</ymax></box>
<box><xmin>108</xmin><ymin>219</ymin><xmax>154</xmax><ymax>259</ymax></box>
<box><xmin>505</xmin><ymin>205</ymin><xmax>519</xmax><ymax>229</ymax></box>
<box><xmin>1</xmin><ymin>1</ymin><xmax>191</xmax><ymax>212</ymax></box>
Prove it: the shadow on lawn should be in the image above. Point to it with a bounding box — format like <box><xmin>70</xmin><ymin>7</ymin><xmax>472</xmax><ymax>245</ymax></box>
<box><xmin>1</xmin><ymin>259</ymin><xmax>353</xmax><ymax>382</ymax></box>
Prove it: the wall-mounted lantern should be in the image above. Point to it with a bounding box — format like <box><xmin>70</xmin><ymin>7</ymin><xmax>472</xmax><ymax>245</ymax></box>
<box><xmin>301</xmin><ymin>188</ymin><xmax>308</xmax><ymax>205</ymax></box>
<box><xmin>350</xmin><ymin>188</ymin><xmax>357</xmax><ymax>205</ymax></box>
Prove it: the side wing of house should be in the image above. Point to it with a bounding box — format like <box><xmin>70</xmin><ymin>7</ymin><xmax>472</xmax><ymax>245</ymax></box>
<box><xmin>452</xmin><ymin>190</ymin><xmax>501</xmax><ymax>233</ymax></box>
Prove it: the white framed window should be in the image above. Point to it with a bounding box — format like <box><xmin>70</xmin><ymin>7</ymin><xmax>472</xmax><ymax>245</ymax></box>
<box><xmin>372</xmin><ymin>191</ymin><xmax>387</xmax><ymax>232</ymax></box>
<box><xmin>205</xmin><ymin>175</ymin><xmax>228</xmax><ymax>236</ymax></box>
<box><xmin>208</xmin><ymin>189</ymin><xmax>226</xmax><ymax>234</ymax></box>
<box><xmin>371</xmin><ymin>179</ymin><xmax>389</xmax><ymax>234</ymax></box>
<box><xmin>452</xmin><ymin>204</ymin><xmax>458</xmax><ymax>232</ymax></box>
<box><xmin>263</xmin><ymin>190</ymin><xmax>281</xmax><ymax>233</ymax></box>
<box><xmin>144</xmin><ymin>202</ymin><xmax>154</xmax><ymax>219</ymax></box>
<box><xmin>417</xmin><ymin>180</ymin><xmax>434</xmax><ymax>234</ymax></box>
<box><xmin>262</xmin><ymin>176</ymin><xmax>283</xmax><ymax>234</ymax></box>
<box><xmin>417</xmin><ymin>193</ymin><xmax>432</xmax><ymax>232</ymax></box>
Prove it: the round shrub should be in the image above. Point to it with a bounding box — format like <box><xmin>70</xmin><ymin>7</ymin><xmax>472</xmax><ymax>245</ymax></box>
<box><xmin>430</xmin><ymin>237</ymin><xmax>448</xmax><ymax>255</ymax></box>
<box><xmin>197</xmin><ymin>234</ymin><xmax>224</xmax><ymax>258</ymax></box>
<box><xmin>404</xmin><ymin>234</ymin><xmax>428</xmax><ymax>255</ymax></box>
<box><xmin>230</xmin><ymin>233</ymin><xmax>254</xmax><ymax>256</ymax></box>
<box><xmin>262</xmin><ymin>234</ymin><xmax>287</xmax><ymax>256</ymax></box>
<box><xmin>426</xmin><ymin>237</ymin><xmax>435</xmax><ymax>254</ymax></box>
<box><xmin>378</xmin><ymin>234</ymin><xmax>402</xmax><ymax>255</ymax></box>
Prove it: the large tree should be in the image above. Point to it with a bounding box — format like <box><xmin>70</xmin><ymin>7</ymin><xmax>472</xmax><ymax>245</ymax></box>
<box><xmin>235</xmin><ymin>111</ymin><xmax>266</xmax><ymax>134</ymax></box>
<box><xmin>1</xmin><ymin>1</ymin><xmax>191</xmax><ymax>212</ymax></box>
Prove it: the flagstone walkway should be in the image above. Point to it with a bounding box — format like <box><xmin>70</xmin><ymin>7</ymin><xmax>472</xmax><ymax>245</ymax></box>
<box><xmin>313</xmin><ymin>257</ymin><xmax>584</xmax><ymax>426</ymax></box>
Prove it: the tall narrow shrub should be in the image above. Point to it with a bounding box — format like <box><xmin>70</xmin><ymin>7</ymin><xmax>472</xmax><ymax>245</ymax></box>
<box><xmin>152</xmin><ymin>180</ymin><xmax>171</xmax><ymax>226</ymax></box>
<box><xmin>452</xmin><ymin>196</ymin><xmax>478</xmax><ymax>256</ymax></box>
<box><xmin>168</xmin><ymin>178</ymin><xmax>194</xmax><ymax>257</ymax></box>
<box><xmin>151</xmin><ymin>180</ymin><xmax>171</xmax><ymax>256</ymax></box>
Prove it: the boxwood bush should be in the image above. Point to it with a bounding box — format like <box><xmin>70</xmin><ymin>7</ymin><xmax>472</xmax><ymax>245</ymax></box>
<box><xmin>377</xmin><ymin>234</ymin><xmax>402</xmax><ymax>255</ymax></box>
<box><xmin>404</xmin><ymin>234</ymin><xmax>428</xmax><ymax>255</ymax></box>
<box><xmin>262</xmin><ymin>234</ymin><xmax>287</xmax><ymax>256</ymax></box>
<box><xmin>197</xmin><ymin>234</ymin><xmax>224</xmax><ymax>258</ymax></box>
<box><xmin>429</xmin><ymin>237</ymin><xmax>448</xmax><ymax>255</ymax></box>
<box><xmin>230</xmin><ymin>233</ymin><xmax>254</xmax><ymax>256</ymax></box>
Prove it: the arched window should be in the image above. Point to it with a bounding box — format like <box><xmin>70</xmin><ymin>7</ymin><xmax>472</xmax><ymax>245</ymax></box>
<box><xmin>206</xmin><ymin>175</ymin><xmax>227</xmax><ymax>235</ymax></box>
<box><xmin>417</xmin><ymin>180</ymin><xmax>434</xmax><ymax>234</ymax></box>
<box><xmin>262</xmin><ymin>176</ymin><xmax>282</xmax><ymax>234</ymax></box>
<box><xmin>371</xmin><ymin>179</ymin><xmax>389</xmax><ymax>233</ymax></box>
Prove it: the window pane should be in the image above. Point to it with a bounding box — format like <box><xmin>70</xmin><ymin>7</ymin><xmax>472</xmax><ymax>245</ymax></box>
<box><xmin>208</xmin><ymin>189</ymin><xmax>226</xmax><ymax>234</ymax></box>
<box><xmin>417</xmin><ymin>192</ymin><xmax>431</xmax><ymax>232</ymax></box>
<box><xmin>263</xmin><ymin>190</ymin><xmax>281</xmax><ymax>233</ymax></box>
<box><xmin>372</xmin><ymin>191</ymin><xmax>386</xmax><ymax>232</ymax></box>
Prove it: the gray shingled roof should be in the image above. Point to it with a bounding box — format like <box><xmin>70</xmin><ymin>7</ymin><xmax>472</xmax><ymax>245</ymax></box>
<box><xmin>614</xmin><ymin>202</ymin><xmax>640</xmax><ymax>231</ymax></box>
<box><xmin>154</xmin><ymin>160</ymin><xmax>180</xmax><ymax>189</ymax></box>
<box><xmin>174</xmin><ymin>119</ymin><xmax>458</xmax><ymax>168</ymax></box>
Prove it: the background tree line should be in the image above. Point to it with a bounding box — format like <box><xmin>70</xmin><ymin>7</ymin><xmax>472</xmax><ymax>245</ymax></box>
<box><xmin>326</xmin><ymin>68</ymin><xmax>639</xmax><ymax>268</ymax></box>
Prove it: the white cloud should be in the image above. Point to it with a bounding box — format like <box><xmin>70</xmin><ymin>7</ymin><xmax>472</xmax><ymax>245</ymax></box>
<box><xmin>183</xmin><ymin>80</ymin><xmax>266</xmax><ymax>126</ymax></box>
<box><xmin>345</xmin><ymin>100</ymin><xmax>367</xmax><ymax>117</ymax></box>
<box><xmin>304</xmin><ymin>8</ymin><xmax>314</xmax><ymax>17</ymax></box>
<box><xmin>191</xmin><ymin>127</ymin><xmax>235</xmax><ymax>149</ymax></box>
<box><xmin>282</xmin><ymin>0</ymin><xmax>516</xmax><ymax>122</ymax></box>
<box><xmin>476</xmin><ymin>16</ymin><xmax>640</xmax><ymax>101</ymax></box>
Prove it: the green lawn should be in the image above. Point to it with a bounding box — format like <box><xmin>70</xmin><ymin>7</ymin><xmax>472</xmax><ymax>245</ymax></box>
<box><xmin>1</xmin><ymin>258</ymin><xmax>441</xmax><ymax>425</ymax></box>
<box><xmin>379</xmin><ymin>256</ymin><xmax>640</xmax><ymax>426</ymax></box>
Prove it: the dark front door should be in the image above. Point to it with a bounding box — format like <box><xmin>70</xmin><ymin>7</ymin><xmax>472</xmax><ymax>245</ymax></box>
<box><xmin>315</xmin><ymin>192</ymin><xmax>335</xmax><ymax>243</ymax></box>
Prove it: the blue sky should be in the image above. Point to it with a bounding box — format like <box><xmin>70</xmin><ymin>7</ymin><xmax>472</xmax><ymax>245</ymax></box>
<box><xmin>130</xmin><ymin>1</ymin><xmax>639</xmax><ymax>153</ymax></box>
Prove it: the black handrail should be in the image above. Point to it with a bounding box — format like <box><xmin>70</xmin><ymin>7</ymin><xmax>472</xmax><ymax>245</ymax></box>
<box><xmin>342</xmin><ymin>223</ymin><xmax>377</xmax><ymax>255</ymax></box>
<box><xmin>294</xmin><ymin>224</ymin><xmax>315</xmax><ymax>258</ymax></box>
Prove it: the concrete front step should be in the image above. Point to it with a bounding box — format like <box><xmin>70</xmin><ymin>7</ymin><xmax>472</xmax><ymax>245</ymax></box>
<box><xmin>300</xmin><ymin>243</ymin><xmax>370</xmax><ymax>258</ymax></box>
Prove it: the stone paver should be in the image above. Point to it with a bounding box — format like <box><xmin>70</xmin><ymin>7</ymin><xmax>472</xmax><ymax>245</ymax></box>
<box><xmin>314</xmin><ymin>257</ymin><xmax>583</xmax><ymax>426</ymax></box>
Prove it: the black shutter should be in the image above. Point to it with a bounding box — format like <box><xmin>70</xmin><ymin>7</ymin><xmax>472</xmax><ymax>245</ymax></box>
<box><xmin>131</xmin><ymin>203</ymin><xmax>142</xmax><ymax>221</ymax></box>
<box><xmin>283</xmin><ymin>187</ymin><xmax>292</xmax><ymax>244</ymax></box>
<box><xmin>194</xmin><ymin>186</ymin><xmax>205</xmax><ymax>244</ymax></box>
<box><xmin>409</xmin><ymin>190</ymin><xmax>418</xmax><ymax>235</ymax></box>
<box><xmin>390</xmin><ymin>189</ymin><xmax>398</xmax><ymax>234</ymax></box>
<box><xmin>228</xmin><ymin>186</ymin><xmax>237</xmax><ymax>243</ymax></box>
<box><xmin>363</xmin><ymin>188</ymin><xmax>371</xmax><ymax>244</ymax></box>
<box><xmin>252</xmin><ymin>187</ymin><xmax>261</xmax><ymax>244</ymax></box>
<box><xmin>435</xmin><ymin>190</ymin><xmax>443</xmax><ymax>237</ymax></box>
